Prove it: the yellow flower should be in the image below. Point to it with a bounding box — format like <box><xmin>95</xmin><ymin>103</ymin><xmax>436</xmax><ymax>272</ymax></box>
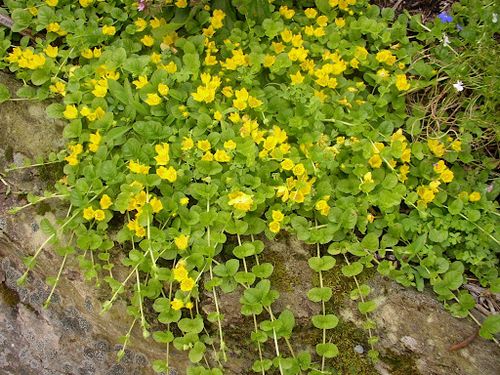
<box><xmin>94</xmin><ymin>209</ymin><xmax>105</xmax><ymax>221</ymax></box>
<box><xmin>269</xmin><ymin>221</ymin><xmax>281</xmax><ymax>233</ymax></box>
<box><xmin>102</xmin><ymin>25</ymin><xmax>116</xmax><ymax>36</ymax></box>
<box><xmin>281</xmin><ymin>158</ymin><xmax>295</xmax><ymax>171</ymax></box>
<box><xmin>47</xmin><ymin>22</ymin><xmax>61</xmax><ymax>33</ymax></box>
<box><xmin>377</xmin><ymin>69</ymin><xmax>390</xmax><ymax>79</ymax></box>
<box><xmin>197</xmin><ymin>140</ymin><xmax>211</xmax><ymax>152</ymax></box>
<box><xmin>156</xmin><ymin>166</ymin><xmax>177</xmax><ymax>182</ymax></box>
<box><xmin>263</xmin><ymin>55</ymin><xmax>276</xmax><ymax>68</ymax></box>
<box><xmin>46</xmin><ymin>0</ymin><xmax>58</xmax><ymax>7</ymax></box>
<box><xmin>140</xmin><ymin>35</ymin><xmax>154</xmax><ymax>47</ymax></box>
<box><xmin>401</xmin><ymin>148</ymin><xmax>411</xmax><ymax>163</ymax></box>
<box><xmin>395</xmin><ymin>74</ymin><xmax>410</xmax><ymax>91</ymax></box>
<box><xmin>134</xmin><ymin>18</ymin><xmax>147</xmax><ymax>32</ymax></box>
<box><xmin>88</xmin><ymin>131</ymin><xmax>102</xmax><ymax>152</ymax></box>
<box><xmin>180</xmin><ymin>277</ymin><xmax>195</xmax><ymax>292</ymax></box>
<box><xmin>44</xmin><ymin>45</ymin><xmax>58</xmax><ymax>58</ymax></box>
<box><xmin>145</xmin><ymin>93</ymin><xmax>162</xmax><ymax>106</ymax></box>
<box><xmin>214</xmin><ymin>111</ymin><xmax>223</xmax><ymax>121</ymax></box>
<box><xmin>63</xmin><ymin>105</ymin><xmax>78</xmax><ymax>120</ymax></box>
<box><xmin>99</xmin><ymin>194</ymin><xmax>112</xmax><ymax>209</ymax></box>
<box><xmin>214</xmin><ymin>149</ymin><xmax>231</xmax><ymax>162</ymax></box>
<box><xmin>335</xmin><ymin>18</ymin><xmax>346</xmax><ymax>28</ymax></box>
<box><xmin>154</xmin><ymin>143</ymin><xmax>170</xmax><ymax>165</ymax></box>
<box><xmin>440</xmin><ymin>169</ymin><xmax>454</xmax><ymax>183</ymax></box>
<box><xmin>175</xmin><ymin>0</ymin><xmax>187</xmax><ymax>8</ymax></box>
<box><xmin>469</xmin><ymin>192</ymin><xmax>481</xmax><ymax>202</ymax></box>
<box><xmin>158</xmin><ymin>83</ymin><xmax>169</xmax><ymax>96</ymax></box>
<box><xmin>376</xmin><ymin>50</ymin><xmax>396</xmax><ymax>66</ymax></box>
<box><xmin>180</xmin><ymin>197</ymin><xmax>189</xmax><ymax>206</ymax></box>
<box><xmin>290</xmin><ymin>71</ymin><xmax>304</xmax><ymax>85</ymax></box>
<box><xmin>451</xmin><ymin>140</ymin><xmax>462</xmax><ymax>152</ymax></box>
<box><xmin>428</xmin><ymin>139</ymin><xmax>445</xmax><ymax>157</ymax></box>
<box><xmin>368</xmin><ymin>154</ymin><xmax>382</xmax><ymax>168</ymax></box>
<box><xmin>79</xmin><ymin>0</ymin><xmax>93</xmax><ymax>7</ymax></box>
<box><xmin>185</xmin><ymin>301</ymin><xmax>193</xmax><ymax>309</ymax></box>
<box><xmin>363</xmin><ymin>172</ymin><xmax>374</xmax><ymax>184</ymax></box>
<box><xmin>417</xmin><ymin>186</ymin><xmax>435</xmax><ymax>204</ymax></box>
<box><xmin>293</xmin><ymin>163</ymin><xmax>306</xmax><ymax>176</ymax></box>
<box><xmin>132</xmin><ymin>76</ymin><xmax>148</xmax><ymax>89</ymax></box>
<box><xmin>228</xmin><ymin>191</ymin><xmax>254</xmax><ymax>212</ymax></box>
<box><xmin>304</xmin><ymin>8</ymin><xmax>318</xmax><ymax>18</ymax></box>
<box><xmin>181</xmin><ymin>137</ymin><xmax>194</xmax><ymax>151</ymax></box>
<box><xmin>367</xmin><ymin>213</ymin><xmax>375</xmax><ymax>223</ymax></box>
<box><xmin>317</xmin><ymin>15</ymin><xmax>329</xmax><ymax>27</ymax></box>
<box><xmin>175</xmin><ymin>234</ymin><xmax>189</xmax><ymax>250</ymax></box>
<box><xmin>128</xmin><ymin>160</ymin><xmax>150</xmax><ymax>174</ymax></box>
<box><xmin>433</xmin><ymin>160</ymin><xmax>447</xmax><ymax>173</ymax></box>
<box><xmin>49</xmin><ymin>81</ymin><xmax>66</xmax><ymax>96</ymax></box>
<box><xmin>83</xmin><ymin>207</ymin><xmax>95</xmax><ymax>220</ymax></box>
<box><xmin>315</xmin><ymin>200</ymin><xmax>330</xmax><ymax>216</ymax></box>
<box><xmin>272</xmin><ymin>210</ymin><xmax>284</xmax><ymax>222</ymax></box>
<box><xmin>170</xmin><ymin>298</ymin><xmax>184</xmax><ymax>310</ymax></box>
<box><xmin>150</xmin><ymin>17</ymin><xmax>162</xmax><ymax>29</ymax></box>
<box><xmin>173</xmin><ymin>263</ymin><xmax>188</xmax><ymax>281</ymax></box>
<box><xmin>150</xmin><ymin>197</ymin><xmax>163</xmax><ymax>213</ymax></box>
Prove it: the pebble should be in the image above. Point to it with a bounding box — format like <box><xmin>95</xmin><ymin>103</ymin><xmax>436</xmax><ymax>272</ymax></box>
<box><xmin>354</xmin><ymin>344</ymin><xmax>364</xmax><ymax>354</ymax></box>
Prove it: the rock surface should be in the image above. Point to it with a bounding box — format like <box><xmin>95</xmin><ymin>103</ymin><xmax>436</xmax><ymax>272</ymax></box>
<box><xmin>1</xmin><ymin>72</ymin><xmax>499</xmax><ymax>375</ymax></box>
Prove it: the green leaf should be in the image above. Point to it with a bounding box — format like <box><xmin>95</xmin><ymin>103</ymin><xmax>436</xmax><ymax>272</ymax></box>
<box><xmin>233</xmin><ymin>242</ymin><xmax>256</xmax><ymax>258</ymax></box>
<box><xmin>31</xmin><ymin>69</ymin><xmax>50</xmax><ymax>86</ymax></box>
<box><xmin>12</xmin><ymin>9</ymin><xmax>32</xmax><ymax>32</ymax></box>
<box><xmin>358</xmin><ymin>300</ymin><xmax>377</xmax><ymax>314</ymax></box>
<box><xmin>341</xmin><ymin>262</ymin><xmax>363</xmax><ymax>277</ymax></box>
<box><xmin>152</xmin><ymin>330</ymin><xmax>174</xmax><ymax>344</ymax></box>
<box><xmin>234</xmin><ymin>271</ymin><xmax>256</xmax><ymax>285</ymax></box>
<box><xmin>189</xmin><ymin>341</ymin><xmax>206</xmax><ymax>363</ymax></box>
<box><xmin>196</xmin><ymin>160</ymin><xmax>223</xmax><ymax>175</ymax></box>
<box><xmin>361</xmin><ymin>233</ymin><xmax>379</xmax><ymax>251</ymax></box>
<box><xmin>46</xmin><ymin>103</ymin><xmax>65</xmax><ymax>119</ymax></box>
<box><xmin>479</xmin><ymin>314</ymin><xmax>500</xmax><ymax>340</ymax></box>
<box><xmin>316</xmin><ymin>343</ymin><xmax>339</xmax><ymax>358</ymax></box>
<box><xmin>307</xmin><ymin>287</ymin><xmax>332</xmax><ymax>302</ymax></box>
<box><xmin>308</xmin><ymin>256</ymin><xmax>336</xmax><ymax>272</ymax></box>
<box><xmin>0</xmin><ymin>83</ymin><xmax>10</xmax><ymax>103</ymax></box>
<box><xmin>448</xmin><ymin>199</ymin><xmax>463</xmax><ymax>215</ymax></box>
<box><xmin>252</xmin><ymin>263</ymin><xmax>274</xmax><ymax>278</ymax></box>
<box><xmin>311</xmin><ymin>314</ymin><xmax>339</xmax><ymax>330</ymax></box>
<box><xmin>177</xmin><ymin>317</ymin><xmax>204</xmax><ymax>334</ymax></box>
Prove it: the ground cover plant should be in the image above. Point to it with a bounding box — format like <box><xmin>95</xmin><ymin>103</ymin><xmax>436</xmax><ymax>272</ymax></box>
<box><xmin>0</xmin><ymin>0</ymin><xmax>499</xmax><ymax>373</ymax></box>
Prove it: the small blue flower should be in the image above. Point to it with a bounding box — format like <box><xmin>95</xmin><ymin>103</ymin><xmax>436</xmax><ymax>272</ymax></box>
<box><xmin>437</xmin><ymin>12</ymin><xmax>453</xmax><ymax>23</ymax></box>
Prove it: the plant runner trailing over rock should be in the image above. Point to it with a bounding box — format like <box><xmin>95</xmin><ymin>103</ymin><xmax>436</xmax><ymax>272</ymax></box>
<box><xmin>0</xmin><ymin>0</ymin><xmax>499</xmax><ymax>373</ymax></box>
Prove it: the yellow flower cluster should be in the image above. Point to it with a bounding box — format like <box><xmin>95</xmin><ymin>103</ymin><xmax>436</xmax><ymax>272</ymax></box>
<box><xmin>81</xmin><ymin>47</ymin><xmax>101</xmax><ymax>59</ymax></box>
<box><xmin>47</xmin><ymin>22</ymin><xmax>67</xmax><ymax>36</ymax></box>
<box><xmin>126</xmin><ymin>190</ymin><xmax>163</xmax><ymax>237</ymax></box>
<box><xmin>276</xmin><ymin>174</ymin><xmax>316</xmax><ymax>204</ymax></box>
<box><xmin>417</xmin><ymin>180</ymin><xmax>441</xmax><ymax>205</ymax></box>
<box><xmin>232</xmin><ymin>88</ymin><xmax>262</xmax><ymax>111</ymax></box>
<box><xmin>192</xmin><ymin>73</ymin><xmax>221</xmax><ymax>103</ymax></box>
<box><xmin>173</xmin><ymin>261</ymin><xmax>196</xmax><ymax>293</ymax></box>
<box><xmin>128</xmin><ymin>160</ymin><xmax>150</xmax><ymax>174</ymax></box>
<box><xmin>88</xmin><ymin>131</ymin><xmax>101</xmax><ymax>153</ymax></box>
<box><xmin>221</xmin><ymin>48</ymin><xmax>249</xmax><ymax>70</ymax></box>
<box><xmin>64</xmin><ymin>144</ymin><xmax>83</xmax><ymax>166</ymax></box>
<box><xmin>80</xmin><ymin>106</ymin><xmax>105</xmax><ymax>121</ymax></box>
<box><xmin>49</xmin><ymin>81</ymin><xmax>66</xmax><ymax>96</ymax></box>
<box><xmin>152</xmin><ymin>143</ymin><xmax>178</xmax><ymax>182</ymax></box>
<box><xmin>269</xmin><ymin>210</ymin><xmax>285</xmax><ymax>233</ymax></box>
<box><xmin>433</xmin><ymin>160</ymin><xmax>454</xmax><ymax>183</ymax></box>
<box><xmin>228</xmin><ymin>191</ymin><xmax>254</xmax><ymax>212</ymax></box>
<box><xmin>6</xmin><ymin>47</ymin><xmax>46</xmax><ymax>70</ymax></box>
<box><xmin>315</xmin><ymin>196</ymin><xmax>331</xmax><ymax>216</ymax></box>
<box><xmin>83</xmin><ymin>207</ymin><xmax>106</xmax><ymax>221</ymax></box>
<box><xmin>63</xmin><ymin>104</ymin><xmax>79</xmax><ymax>120</ymax></box>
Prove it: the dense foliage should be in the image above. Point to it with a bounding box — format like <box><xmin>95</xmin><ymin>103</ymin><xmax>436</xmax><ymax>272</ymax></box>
<box><xmin>1</xmin><ymin>0</ymin><xmax>499</xmax><ymax>373</ymax></box>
